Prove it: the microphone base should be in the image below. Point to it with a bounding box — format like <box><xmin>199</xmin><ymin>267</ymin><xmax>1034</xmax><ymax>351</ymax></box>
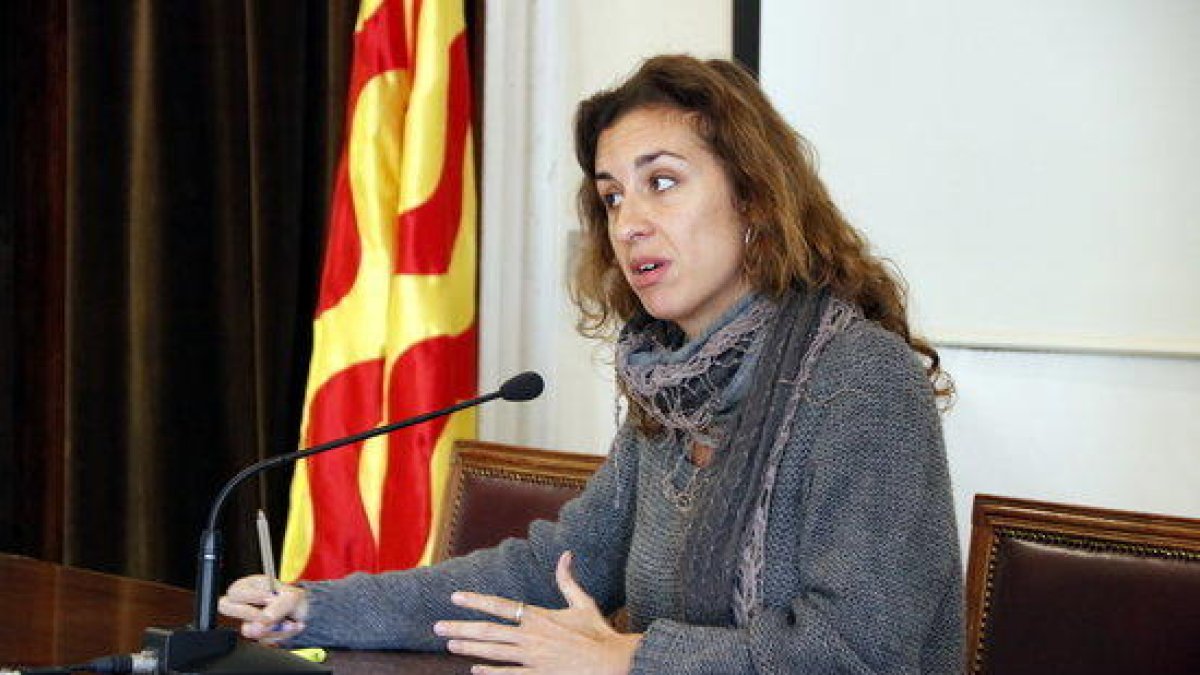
<box><xmin>143</xmin><ymin>627</ymin><xmax>331</xmax><ymax>675</ymax></box>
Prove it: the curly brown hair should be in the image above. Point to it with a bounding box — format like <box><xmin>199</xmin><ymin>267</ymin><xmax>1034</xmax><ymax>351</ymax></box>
<box><xmin>570</xmin><ymin>55</ymin><xmax>952</xmax><ymax>403</ymax></box>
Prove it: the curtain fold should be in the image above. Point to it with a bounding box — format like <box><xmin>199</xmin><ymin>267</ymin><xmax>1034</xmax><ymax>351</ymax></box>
<box><xmin>42</xmin><ymin>0</ymin><xmax>358</xmax><ymax>586</ymax></box>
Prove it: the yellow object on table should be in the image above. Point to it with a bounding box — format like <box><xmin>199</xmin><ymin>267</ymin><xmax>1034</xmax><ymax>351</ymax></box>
<box><xmin>289</xmin><ymin>647</ymin><xmax>328</xmax><ymax>663</ymax></box>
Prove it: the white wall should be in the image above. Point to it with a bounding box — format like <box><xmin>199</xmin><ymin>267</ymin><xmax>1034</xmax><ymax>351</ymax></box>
<box><xmin>478</xmin><ymin>0</ymin><xmax>731</xmax><ymax>454</ymax></box>
<box><xmin>942</xmin><ymin>347</ymin><xmax>1200</xmax><ymax>553</ymax></box>
<box><xmin>761</xmin><ymin>0</ymin><xmax>1200</xmax><ymax>356</ymax></box>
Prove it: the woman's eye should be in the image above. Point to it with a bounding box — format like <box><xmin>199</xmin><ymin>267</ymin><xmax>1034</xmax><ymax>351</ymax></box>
<box><xmin>651</xmin><ymin>176</ymin><xmax>677</xmax><ymax>192</ymax></box>
<box><xmin>602</xmin><ymin>192</ymin><xmax>624</xmax><ymax>208</ymax></box>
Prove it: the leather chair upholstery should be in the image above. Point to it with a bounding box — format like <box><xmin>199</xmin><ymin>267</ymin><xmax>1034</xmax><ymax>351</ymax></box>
<box><xmin>965</xmin><ymin>494</ymin><xmax>1200</xmax><ymax>674</ymax></box>
<box><xmin>432</xmin><ymin>439</ymin><xmax>606</xmax><ymax>562</ymax></box>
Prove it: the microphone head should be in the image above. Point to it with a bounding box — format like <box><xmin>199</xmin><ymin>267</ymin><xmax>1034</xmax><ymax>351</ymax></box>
<box><xmin>499</xmin><ymin>371</ymin><xmax>544</xmax><ymax>402</ymax></box>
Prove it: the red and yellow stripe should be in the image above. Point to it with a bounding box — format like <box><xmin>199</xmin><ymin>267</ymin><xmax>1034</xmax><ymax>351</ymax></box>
<box><xmin>281</xmin><ymin>0</ymin><xmax>476</xmax><ymax>581</ymax></box>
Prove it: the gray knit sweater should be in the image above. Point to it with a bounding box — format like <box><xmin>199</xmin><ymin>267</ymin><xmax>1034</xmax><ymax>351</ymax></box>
<box><xmin>291</xmin><ymin>318</ymin><xmax>963</xmax><ymax>673</ymax></box>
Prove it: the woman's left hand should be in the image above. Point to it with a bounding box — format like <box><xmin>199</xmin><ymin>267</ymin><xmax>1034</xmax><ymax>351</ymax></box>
<box><xmin>434</xmin><ymin>550</ymin><xmax>642</xmax><ymax>675</ymax></box>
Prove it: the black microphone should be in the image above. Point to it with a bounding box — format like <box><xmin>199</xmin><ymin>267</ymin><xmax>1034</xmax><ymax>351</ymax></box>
<box><xmin>140</xmin><ymin>371</ymin><xmax>544</xmax><ymax>675</ymax></box>
<box><xmin>498</xmin><ymin>370</ymin><xmax>544</xmax><ymax>402</ymax></box>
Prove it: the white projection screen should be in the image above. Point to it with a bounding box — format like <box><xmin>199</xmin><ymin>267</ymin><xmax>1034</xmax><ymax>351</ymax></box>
<box><xmin>760</xmin><ymin>0</ymin><xmax>1200</xmax><ymax>356</ymax></box>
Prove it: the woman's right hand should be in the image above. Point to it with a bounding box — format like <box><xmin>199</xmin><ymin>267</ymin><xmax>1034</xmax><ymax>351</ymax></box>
<box><xmin>217</xmin><ymin>574</ymin><xmax>310</xmax><ymax>642</ymax></box>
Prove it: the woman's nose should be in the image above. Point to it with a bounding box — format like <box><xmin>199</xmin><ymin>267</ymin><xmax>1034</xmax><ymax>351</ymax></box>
<box><xmin>614</xmin><ymin>197</ymin><xmax>652</xmax><ymax>242</ymax></box>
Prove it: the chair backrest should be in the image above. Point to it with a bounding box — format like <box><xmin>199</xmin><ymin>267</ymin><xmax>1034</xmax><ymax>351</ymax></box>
<box><xmin>964</xmin><ymin>494</ymin><xmax>1200</xmax><ymax>675</ymax></box>
<box><xmin>432</xmin><ymin>439</ymin><xmax>606</xmax><ymax>563</ymax></box>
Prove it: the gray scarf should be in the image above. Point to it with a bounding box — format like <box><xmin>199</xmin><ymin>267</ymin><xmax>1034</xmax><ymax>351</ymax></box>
<box><xmin>615</xmin><ymin>287</ymin><xmax>861</xmax><ymax>626</ymax></box>
<box><xmin>616</xmin><ymin>294</ymin><xmax>776</xmax><ymax>448</ymax></box>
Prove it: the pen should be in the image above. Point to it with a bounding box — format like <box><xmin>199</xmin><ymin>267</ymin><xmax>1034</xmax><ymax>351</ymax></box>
<box><xmin>255</xmin><ymin>508</ymin><xmax>281</xmax><ymax>594</ymax></box>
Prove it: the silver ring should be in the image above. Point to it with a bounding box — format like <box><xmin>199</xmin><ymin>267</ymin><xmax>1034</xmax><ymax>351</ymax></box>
<box><xmin>513</xmin><ymin>602</ymin><xmax>525</xmax><ymax>623</ymax></box>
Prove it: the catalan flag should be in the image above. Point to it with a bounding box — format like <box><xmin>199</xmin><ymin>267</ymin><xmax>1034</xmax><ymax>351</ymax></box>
<box><xmin>280</xmin><ymin>0</ymin><xmax>477</xmax><ymax>581</ymax></box>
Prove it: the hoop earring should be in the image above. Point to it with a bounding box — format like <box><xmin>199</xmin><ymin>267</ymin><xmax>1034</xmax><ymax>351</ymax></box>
<box><xmin>741</xmin><ymin>226</ymin><xmax>757</xmax><ymax>277</ymax></box>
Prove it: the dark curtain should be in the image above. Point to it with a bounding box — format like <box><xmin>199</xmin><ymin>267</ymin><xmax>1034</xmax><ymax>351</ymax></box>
<box><xmin>2</xmin><ymin>0</ymin><xmax>359</xmax><ymax>587</ymax></box>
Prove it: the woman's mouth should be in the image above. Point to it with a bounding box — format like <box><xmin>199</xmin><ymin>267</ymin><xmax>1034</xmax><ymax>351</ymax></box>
<box><xmin>629</xmin><ymin>258</ymin><xmax>670</xmax><ymax>288</ymax></box>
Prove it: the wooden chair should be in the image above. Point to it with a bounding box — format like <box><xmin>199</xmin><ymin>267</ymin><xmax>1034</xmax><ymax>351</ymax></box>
<box><xmin>964</xmin><ymin>494</ymin><xmax>1200</xmax><ymax>674</ymax></box>
<box><xmin>432</xmin><ymin>439</ymin><xmax>606</xmax><ymax>563</ymax></box>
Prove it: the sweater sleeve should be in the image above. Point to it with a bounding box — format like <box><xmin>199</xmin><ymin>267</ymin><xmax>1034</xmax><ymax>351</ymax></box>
<box><xmin>631</xmin><ymin>324</ymin><xmax>963</xmax><ymax>674</ymax></box>
<box><xmin>289</xmin><ymin>431</ymin><xmax>640</xmax><ymax>650</ymax></box>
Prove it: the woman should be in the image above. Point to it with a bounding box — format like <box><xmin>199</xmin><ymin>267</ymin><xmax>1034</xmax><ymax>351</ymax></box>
<box><xmin>220</xmin><ymin>55</ymin><xmax>963</xmax><ymax>674</ymax></box>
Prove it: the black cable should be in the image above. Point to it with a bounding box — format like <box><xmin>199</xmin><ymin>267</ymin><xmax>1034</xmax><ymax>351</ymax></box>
<box><xmin>4</xmin><ymin>651</ymin><xmax>158</xmax><ymax>675</ymax></box>
<box><xmin>81</xmin><ymin>655</ymin><xmax>135</xmax><ymax>674</ymax></box>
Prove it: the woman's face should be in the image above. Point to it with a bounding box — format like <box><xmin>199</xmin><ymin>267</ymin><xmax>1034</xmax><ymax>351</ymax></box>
<box><xmin>594</xmin><ymin>106</ymin><xmax>752</xmax><ymax>339</ymax></box>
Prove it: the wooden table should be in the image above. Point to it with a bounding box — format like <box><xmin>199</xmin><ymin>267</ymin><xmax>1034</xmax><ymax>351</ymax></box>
<box><xmin>0</xmin><ymin>554</ymin><xmax>477</xmax><ymax>674</ymax></box>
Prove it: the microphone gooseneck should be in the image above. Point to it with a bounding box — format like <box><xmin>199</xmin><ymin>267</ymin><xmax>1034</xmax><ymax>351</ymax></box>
<box><xmin>193</xmin><ymin>371</ymin><xmax>544</xmax><ymax>631</ymax></box>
